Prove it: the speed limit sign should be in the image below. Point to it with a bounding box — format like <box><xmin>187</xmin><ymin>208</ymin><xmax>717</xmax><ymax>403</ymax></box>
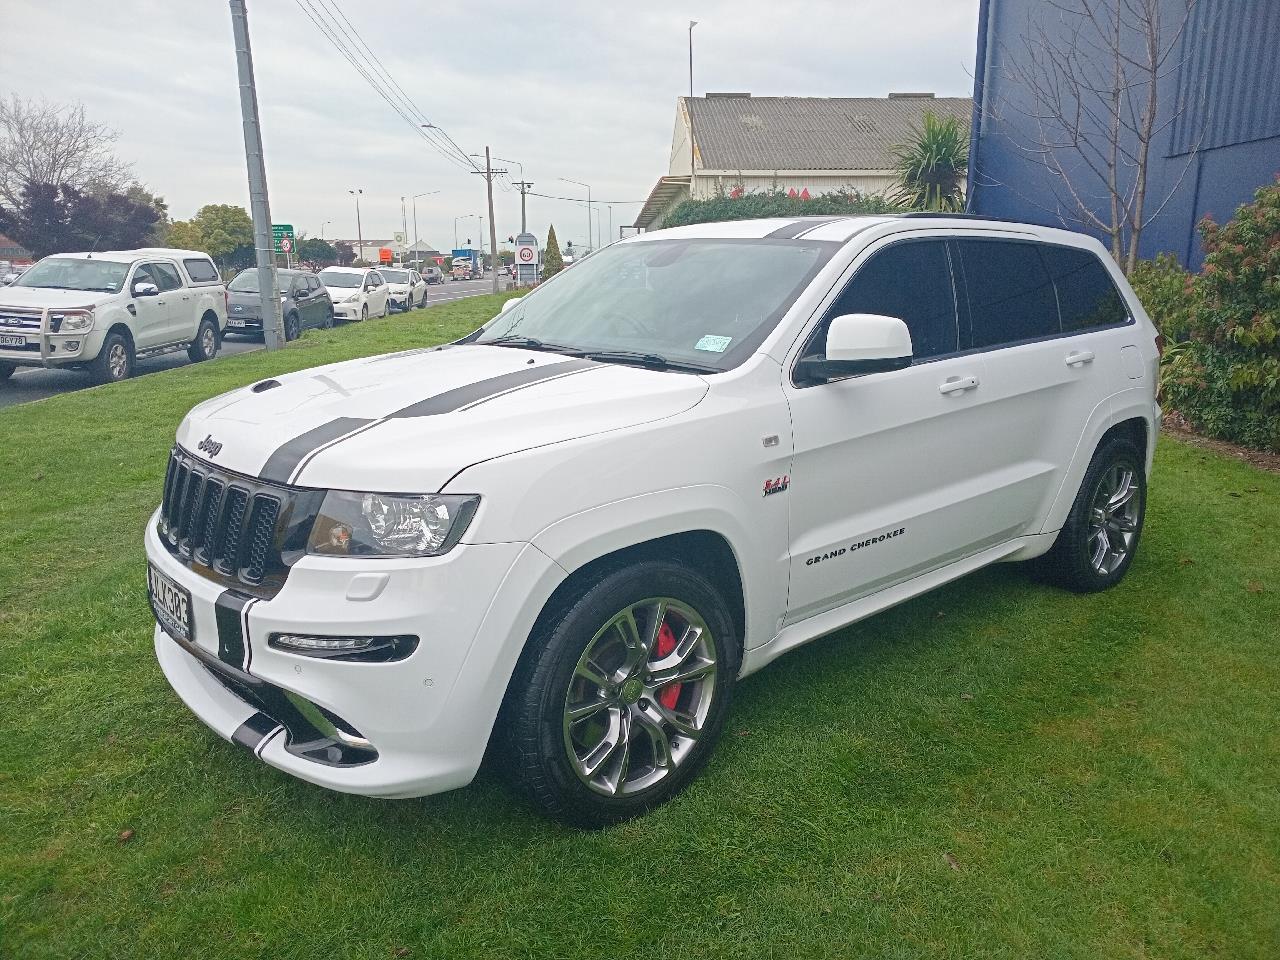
<box><xmin>518</xmin><ymin>246</ymin><xmax>534</xmax><ymax>262</ymax></box>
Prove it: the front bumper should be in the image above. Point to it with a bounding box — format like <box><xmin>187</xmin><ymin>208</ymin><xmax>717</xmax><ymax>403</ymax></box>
<box><xmin>332</xmin><ymin>300</ymin><xmax>362</xmax><ymax>320</ymax></box>
<box><xmin>145</xmin><ymin>510</ymin><xmax>567</xmax><ymax>798</ymax></box>
<box><xmin>0</xmin><ymin>309</ymin><xmax>102</xmax><ymax>367</ymax></box>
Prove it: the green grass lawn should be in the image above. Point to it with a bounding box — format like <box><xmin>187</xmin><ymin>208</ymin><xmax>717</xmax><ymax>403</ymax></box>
<box><xmin>2</xmin><ymin>293</ymin><xmax>1277</xmax><ymax>959</ymax></box>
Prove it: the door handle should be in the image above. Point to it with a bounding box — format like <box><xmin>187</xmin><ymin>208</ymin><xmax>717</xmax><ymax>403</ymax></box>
<box><xmin>1065</xmin><ymin>350</ymin><xmax>1095</xmax><ymax>367</ymax></box>
<box><xmin>938</xmin><ymin>375</ymin><xmax>979</xmax><ymax>395</ymax></box>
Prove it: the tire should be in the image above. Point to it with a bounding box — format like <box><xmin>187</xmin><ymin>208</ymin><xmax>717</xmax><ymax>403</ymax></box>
<box><xmin>1038</xmin><ymin>437</ymin><xmax>1146</xmax><ymax>593</ymax></box>
<box><xmin>284</xmin><ymin>311</ymin><xmax>301</xmax><ymax>342</ymax></box>
<box><xmin>91</xmin><ymin>330</ymin><xmax>135</xmax><ymax>384</ymax></box>
<box><xmin>358</xmin><ymin>304</ymin><xmax>368</xmax><ymax>323</ymax></box>
<box><xmin>323</xmin><ymin>306</ymin><xmax>334</xmax><ymax>329</ymax></box>
<box><xmin>381</xmin><ymin>298</ymin><xmax>389</xmax><ymax>319</ymax></box>
<box><xmin>503</xmin><ymin>560</ymin><xmax>740</xmax><ymax>827</ymax></box>
<box><xmin>187</xmin><ymin>316</ymin><xmax>219</xmax><ymax>363</ymax></box>
<box><xmin>0</xmin><ymin>361</ymin><xmax>15</xmax><ymax>382</ymax></box>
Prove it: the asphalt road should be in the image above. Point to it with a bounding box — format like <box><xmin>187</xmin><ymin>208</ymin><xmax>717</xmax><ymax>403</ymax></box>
<box><xmin>0</xmin><ymin>276</ymin><xmax>501</xmax><ymax>411</ymax></box>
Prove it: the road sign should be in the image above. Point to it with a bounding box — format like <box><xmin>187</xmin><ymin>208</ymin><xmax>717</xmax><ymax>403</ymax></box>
<box><xmin>514</xmin><ymin>232</ymin><xmax>539</xmax><ymax>286</ymax></box>
<box><xmin>271</xmin><ymin>223</ymin><xmax>295</xmax><ymax>255</ymax></box>
<box><xmin>517</xmin><ymin>246</ymin><xmax>535</xmax><ymax>263</ymax></box>
<box><xmin>280</xmin><ymin>237</ymin><xmax>293</xmax><ymax>254</ymax></box>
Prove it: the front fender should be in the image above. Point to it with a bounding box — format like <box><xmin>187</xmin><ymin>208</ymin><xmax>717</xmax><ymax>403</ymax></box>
<box><xmin>530</xmin><ymin>484</ymin><xmax>781</xmax><ymax>651</ymax></box>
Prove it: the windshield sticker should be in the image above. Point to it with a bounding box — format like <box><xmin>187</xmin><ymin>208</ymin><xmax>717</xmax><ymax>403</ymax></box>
<box><xmin>694</xmin><ymin>335</ymin><xmax>733</xmax><ymax>353</ymax></box>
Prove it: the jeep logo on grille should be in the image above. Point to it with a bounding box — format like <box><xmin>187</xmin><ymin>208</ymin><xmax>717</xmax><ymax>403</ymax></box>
<box><xmin>197</xmin><ymin>434</ymin><xmax>223</xmax><ymax>458</ymax></box>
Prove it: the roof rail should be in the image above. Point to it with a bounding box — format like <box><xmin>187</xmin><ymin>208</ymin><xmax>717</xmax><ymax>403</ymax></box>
<box><xmin>895</xmin><ymin>212</ymin><xmax>1030</xmax><ymax>225</ymax></box>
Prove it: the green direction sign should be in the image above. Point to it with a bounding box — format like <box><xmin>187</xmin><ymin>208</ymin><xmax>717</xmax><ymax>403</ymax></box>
<box><xmin>272</xmin><ymin>223</ymin><xmax>295</xmax><ymax>255</ymax></box>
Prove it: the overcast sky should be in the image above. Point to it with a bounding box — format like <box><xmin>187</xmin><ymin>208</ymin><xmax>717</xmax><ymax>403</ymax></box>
<box><xmin>3</xmin><ymin>0</ymin><xmax>978</xmax><ymax>252</ymax></box>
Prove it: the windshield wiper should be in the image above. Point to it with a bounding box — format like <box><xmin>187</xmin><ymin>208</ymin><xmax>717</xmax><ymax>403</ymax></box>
<box><xmin>575</xmin><ymin>350</ymin><xmax>717</xmax><ymax>374</ymax></box>
<box><xmin>485</xmin><ymin>335</ymin><xmax>579</xmax><ymax>354</ymax></box>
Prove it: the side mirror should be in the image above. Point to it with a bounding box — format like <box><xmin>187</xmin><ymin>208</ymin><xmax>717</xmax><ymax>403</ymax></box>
<box><xmin>133</xmin><ymin>281</ymin><xmax>159</xmax><ymax>298</ymax></box>
<box><xmin>499</xmin><ymin>296</ymin><xmax>523</xmax><ymax>313</ymax></box>
<box><xmin>797</xmin><ymin>313</ymin><xmax>912</xmax><ymax>383</ymax></box>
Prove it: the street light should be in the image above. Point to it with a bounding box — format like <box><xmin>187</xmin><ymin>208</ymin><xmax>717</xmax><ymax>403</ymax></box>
<box><xmin>559</xmin><ymin>177</ymin><xmax>592</xmax><ymax>253</ymax></box>
<box><xmin>411</xmin><ymin>191</ymin><xmax>440</xmax><ymax>264</ymax></box>
<box><xmin>348</xmin><ymin>189</ymin><xmax>363</xmax><ymax>263</ymax></box>
<box><xmin>320</xmin><ymin>220</ymin><xmax>332</xmax><ymax>239</ymax></box>
<box><xmin>454</xmin><ymin>214</ymin><xmax>479</xmax><ymax>251</ymax></box>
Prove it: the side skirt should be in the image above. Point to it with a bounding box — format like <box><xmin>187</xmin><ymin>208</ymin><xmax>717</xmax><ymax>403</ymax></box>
<box><xmin>739</xmin><ymin>534</ymin><xmax>1055</xmax><ymax>678</ymax></box>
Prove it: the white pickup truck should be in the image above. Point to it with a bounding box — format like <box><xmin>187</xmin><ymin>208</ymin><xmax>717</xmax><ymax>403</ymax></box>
<box><xmin>0</xmin><ymin>247</ymin><xmax>228</xmax><ymax>384</ymax></box>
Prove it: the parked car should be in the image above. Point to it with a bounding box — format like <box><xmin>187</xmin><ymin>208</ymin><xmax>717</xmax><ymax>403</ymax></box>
<box><xmin>421</xmin><ymin>264</ymin><xmax>445</xmax><ymax>284</ymax></box>
<box><xmin>144</xmin><ymin>215</ymin><xmax>1159</xmax><ymax>826</ymax></box>
<box><xmin>378</xmin><ymin>267</ymin><xmax>427</xmax><ymax>312</ymax></box>
<box><xmin>1</xmin><ymin>267</ymin><xmax>25</xmax><ymax>286</ymax></box>
<box><xmin>0</xmin><ymin>247</ymin><xmax>226</xmax><ymax>384</ymax></box>
<box><xmin>318</xmin><ymin>267</ymin><xmax>389</xmax><ymax>322</ymax></box>
<box><xmin>227</xmin><ymin>268</ymin><xmax>333</xmax><ymax>340</ymax></box>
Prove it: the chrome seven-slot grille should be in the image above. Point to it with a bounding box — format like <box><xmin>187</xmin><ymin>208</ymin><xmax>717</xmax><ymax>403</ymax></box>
<box><xmin>158</xmin><ymin>448</ymin><xmax>317</xmax><ymax>597</ymax></box>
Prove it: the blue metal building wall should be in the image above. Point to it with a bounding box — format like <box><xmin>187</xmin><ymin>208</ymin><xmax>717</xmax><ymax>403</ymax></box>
<box><xmin>968</xmin><ymin>0</ymin><xmax>1280</xmax><ymax>267</ymax></box>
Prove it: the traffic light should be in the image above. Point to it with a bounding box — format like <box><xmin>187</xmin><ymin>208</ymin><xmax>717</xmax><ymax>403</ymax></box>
<box><xmin>507</xmin><ymin>235</ymin><xmax>514</xmax><ymax>243</ymax></box>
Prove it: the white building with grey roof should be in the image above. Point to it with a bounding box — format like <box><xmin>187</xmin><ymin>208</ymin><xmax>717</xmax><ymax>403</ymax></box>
<box><xmin>635</xmin><ymin>92</ymin><xmax>972</xmax><ymax>230</ymax></box>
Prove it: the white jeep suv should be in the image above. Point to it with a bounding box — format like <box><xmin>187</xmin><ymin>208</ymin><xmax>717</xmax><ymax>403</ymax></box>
<box><xmin>144</xmin><ymin>215</ymin><xmax>1160</xmax><ymax>825</ymax></box>
<box><xmin>0</xmin><ymin>248</ymin><xmax>227</xmax><ymax>384</ymax></box>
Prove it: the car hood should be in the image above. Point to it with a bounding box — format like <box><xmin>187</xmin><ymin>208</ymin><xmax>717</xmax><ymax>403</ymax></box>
<box><xmin>226</xmin><ymin>290</ymin><xmax>284</xmax><ymax>309</ymax></box>
<box><xmin>0</xmin><ymin>286</ymin><xmax>117</xmax><ymax>308</ymax></box>
<box><xmin>176</xmin><ymin>344</ymin><xmax>709</xmax><ymax>491</ymax></box>
<box><xmin>322</xmin><ymin>285</ymin><xmax>361</xmax><ymax>298</ymax></box>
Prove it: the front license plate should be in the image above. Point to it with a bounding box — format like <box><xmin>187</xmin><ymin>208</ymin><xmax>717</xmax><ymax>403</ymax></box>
<box><xmin>148</xmin><ymin>563</ymin><xmax>194</xmax><ymax>643</ymax></box>
<box><xmin>0</xmin><ymin>334</ymin><xmax>26</xmax><ymax>347</ymax></box>
<box><xmin>227</xmin><ymin>317</ymin><xmax>246</xmax><ymax>328</ymax></box>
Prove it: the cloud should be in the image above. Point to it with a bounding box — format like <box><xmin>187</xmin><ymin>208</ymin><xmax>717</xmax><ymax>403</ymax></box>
<box><xmin>3</xmin><ymin>0</ymin><xmax>976</xmax><ymax>249</ymax></box>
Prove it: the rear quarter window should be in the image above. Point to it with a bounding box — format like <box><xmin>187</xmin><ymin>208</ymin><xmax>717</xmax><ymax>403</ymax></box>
<box><xmin>183</xmin><ymin>258</ymin><xmax>219</xmax><ymax>283</ymax></box>
<box><xmin>1040</xmin><ymin>245</ymin><xmax>1130</xmax><ymax>331</ymax></box>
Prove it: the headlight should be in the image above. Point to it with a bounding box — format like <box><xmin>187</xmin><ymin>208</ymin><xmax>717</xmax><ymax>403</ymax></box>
<box><xmin>53</xmin><ymin>308</ymin><xmax>94</xmax><ymax>332</ymax></box>
<box><xmin>307</xmin><ymin>491</ymin><xmax>479</xmax><ymax>558</ymax></box>
<box><xmin>343</xmin><ymin>293</ymin><xmax>360</xmax><ymax>303</ymax></box>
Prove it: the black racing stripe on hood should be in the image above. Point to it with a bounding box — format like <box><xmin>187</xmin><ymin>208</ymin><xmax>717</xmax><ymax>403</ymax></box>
<box><xmin>259</xmin><ymin>417</ymin><xmax>373</xmax><ymax>483</ymax></box>
<box><xmin>387</xmin><ymin>357</ymin><xmax>598</xmax><ymax>419</ymax></box>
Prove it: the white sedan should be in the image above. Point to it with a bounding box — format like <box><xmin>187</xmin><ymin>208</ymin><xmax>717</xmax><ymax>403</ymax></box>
<box><xmin>378</xmin><ymin>267</ymin><xmax>427</xmax><ymax>312</ymax></box>
<box><xmin>318</xmin><ymin>267</ymin><xmax>390</xmax><ymax>322</ymax></box>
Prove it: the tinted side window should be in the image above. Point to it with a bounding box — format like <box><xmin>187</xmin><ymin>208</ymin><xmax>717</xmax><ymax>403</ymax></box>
<box><xmin>183</xmin><ymin>258</ymin><xmax>219</xmax><ymax>283</ymax></box>
<box><xmin>152</xmin><ymin>262</ymin><xmax>184</xmax><ymax>292</ymax></box>
<box><xmin>1041</xmin><ymin>246</ymin><xmax>1129</xmax><ymax>331</ymax></box>
<box><xmin>956</xmin><ymin>240</ymin><xmax>1058</xmax><ymax>348</ymax></box>
<box><xmin>826</xmin><ymin>240</ymin><xmax>958</xmax><ymax>360</ymax></box>
<box><xmin>132</xmin><ymin>264</ymin><xmax>158</xmax><ymax>288</ymax></box>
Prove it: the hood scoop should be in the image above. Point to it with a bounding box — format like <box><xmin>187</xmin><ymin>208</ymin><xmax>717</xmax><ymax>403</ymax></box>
<box><xmin>251</xmin><ymin>378</ymin><xmax>282</xmax><ymax>393</ymax></box>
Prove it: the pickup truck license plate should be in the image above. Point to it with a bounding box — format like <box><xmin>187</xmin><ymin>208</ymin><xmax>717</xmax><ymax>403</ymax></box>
<box><xmin>0</xmin><ymin>334</ymin><xmax>26</xmax><ymax>347</ymax></box>
<box><xmin>148</xmin><ymin>563</ymin><xmax>194</xmax><ymax>643</ymax></box>
<box><xmin>227</xmin><ymin>317</ymin><xmax>246</xmax><ymax>328</ymax></box>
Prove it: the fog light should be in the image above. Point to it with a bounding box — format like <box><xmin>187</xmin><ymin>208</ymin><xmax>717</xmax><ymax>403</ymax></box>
<box><xmin>66</xmin><ymin>340</ymin><xmax>80</xmax><ymax>351</ymax></box>
<box><xmin>268</xmin><ymin>632</ymin><xmax>418</xmax><ymax>662</ymax></box>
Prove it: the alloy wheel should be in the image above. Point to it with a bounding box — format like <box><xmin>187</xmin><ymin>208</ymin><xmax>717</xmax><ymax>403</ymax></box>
<box><xmin>562</xmin><ymin>598</ymin><xmax>717</xmax><ymax>797</ymax></box>
<box><xmin>202</xmin><ymin>326</ymin><xmax>216</xmax><ymax>356</ymax></box>
<box><xmin>1086</xmin><ymin>463</ymin><xmax>1141</xmax><ymax>575</ymax></box>
<box><xmin>108</xmin><ymin>342</ymin><xmax>128</xmax><ymax>379</ymax></box>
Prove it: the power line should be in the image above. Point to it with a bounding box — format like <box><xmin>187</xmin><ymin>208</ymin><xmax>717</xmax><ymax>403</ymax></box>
<box><xmin>310</xmin><ymin>0</ymin><xmax>477</xmax><ymax>171</ymax></box>
<box><xmin>293</xmin><ymin>0</ymin><xmax>476</xmax><ymax>173</ymax></box>
<box><xmin>526</xmin><ymin>190</ymin><xmax>648</xmax><ymax>205</ymax></box>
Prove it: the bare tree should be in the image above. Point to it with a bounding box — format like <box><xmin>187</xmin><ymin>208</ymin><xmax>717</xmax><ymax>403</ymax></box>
<box><xmin>994</xmin><ymin>0</ymin><xmax>1203</xmax><ymax>273</ymax></box>
<box><xmin>0</xmin><ymin>96</ymin><xmax>134</xmax><ymax>211</ymax></box>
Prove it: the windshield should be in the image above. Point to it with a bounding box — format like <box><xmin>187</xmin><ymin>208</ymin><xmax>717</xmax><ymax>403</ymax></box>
<box><xmin>319</xmin><ymin>270</ymin><xmax>362</xmax><ymax>288</ymax></box>
<box><xmin>228</xmin><ymin>271</ymin><xmax>290</xmax><ymax>294</ymax></box>
<box><xmin>15</xmin><ymin>257</ymin><xmax>129</xmax><ymax>293</ymax></box>
<box><xmin>473</xmin><ymin>238</ymin><xmax>834</xmax><ymax>371</ymax></box>
<box><xmin>380</xmin><ymin>269</ymin><xmax>409</xmax><ymax>283</ymax></box>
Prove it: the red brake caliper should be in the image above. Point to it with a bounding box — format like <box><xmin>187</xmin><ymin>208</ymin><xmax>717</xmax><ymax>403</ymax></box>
<box><xmin>654</xmin><ymin>620</ymin><xmax>681</xmax><ymax>710</ymax></box>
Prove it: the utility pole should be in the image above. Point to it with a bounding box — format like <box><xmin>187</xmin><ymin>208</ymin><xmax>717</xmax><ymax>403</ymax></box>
<box><xmin>514</xmin><ymin>181</ymin><xmax>533</xmax><ymax>233</ymax></box>
<box><xmin>349</xmin><ymin>189</ymin><xmax>363</xmax><ymax>263</ymax></box>
<box><xmin>400</xmin><ymin>196</ymin><xmax>409</xmax><ymax>266</ymax></box>
<box><xmin>472</xmin><ymin>146</ymin><xmax>506</xmax><ymax>294</ymax></box>
<box><xmin>229</xmin><ymin>0</ymin><xmax>284</xmax><ymax>350</ymax></box>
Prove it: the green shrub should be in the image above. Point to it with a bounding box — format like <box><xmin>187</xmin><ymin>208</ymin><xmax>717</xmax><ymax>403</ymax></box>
<box><xmin>890</xmin><ymin>112</ymin><xmax>969</xmax><ymax>212</ymax></box>
<box><xmin>663</xmin><ymin>188</ymin><xmax>896</xmax><ymax>228</ymax></box>
<box><xmin>1128</xmin><ymin>253</ymin><xmax>1197</xmax><ymax>341</ymax></box>
<box><xmin>1163</xmin><ymin>339</ymin><xmax>1280</xmax><ymax>450</ymax></box>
